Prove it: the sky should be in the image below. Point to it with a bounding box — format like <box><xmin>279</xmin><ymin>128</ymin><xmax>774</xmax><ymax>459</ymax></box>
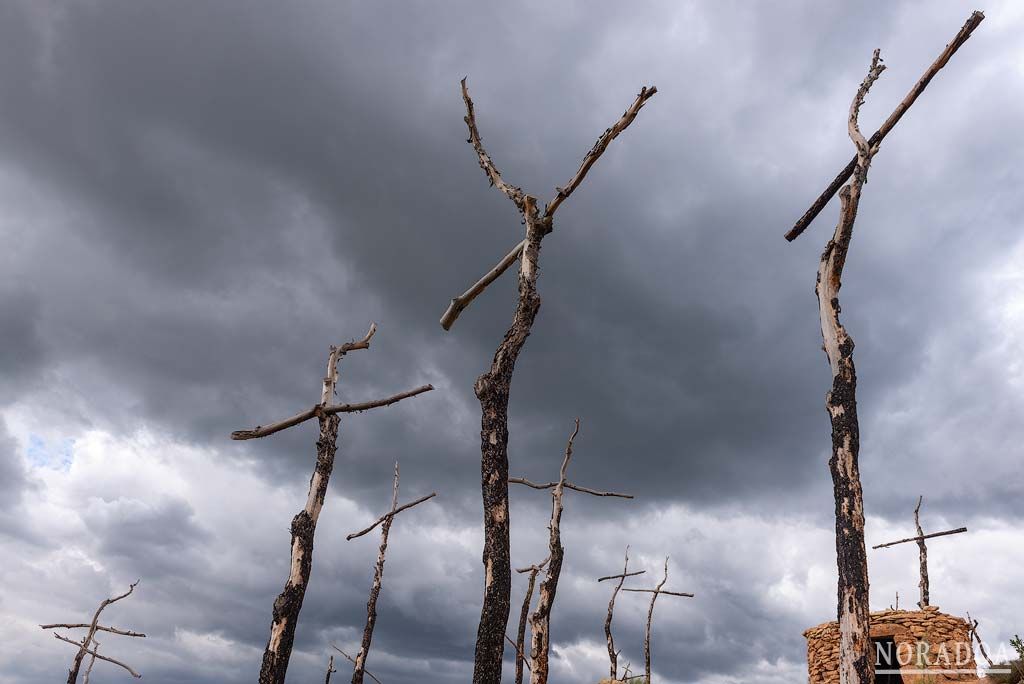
<box><xmin>1</xmin><ymin>1</ymin><xmax>1022</xmax><ymax>683</ymax></box>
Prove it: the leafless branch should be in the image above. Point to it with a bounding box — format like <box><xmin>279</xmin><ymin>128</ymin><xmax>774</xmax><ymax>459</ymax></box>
<box><xmin>345</xmin><ymin>492</ymin><xmax>437</xmax><ymax>540</ymax></box>
<box><xmin>40</xmin><ymin>624</ymin><xmax>146</xmax><ymax>638</ymax></box>
<box><xmin>871</xmin><ymin>527</ymin><xmax>968</xmax><ymax>549</ymax></box>
<box><xmin>785</xmin><ymin>11</ymin><xmax>984</xmax><ymax>241</ymax></box>
<box><xmin>52</xmin><ymin>634</ymin><xmax>140</xmax><ymax>679</ymax></box>
<box><xmin>461</xmin><ymin>78</ymin><xmax>525</xmax><ymax>207</ymax></box>
<box><xmin>914</xmin><ymin>495</ymin><xmax>929</xmax><ymax>608</ymax></box>
<box><xmin>602</xmin><ymin>546</ymin><xmax>638</xmax><ymax>680</ymax></box>
<box><xmin>514</xmin><ymin>559</ymin><xmax>547</xmax><ymax>684</ymax></box>
<box><xmin>598</xmin><ymin>570</ymin><xmax>646</xmax><ymax>583</ymax></box>
<box><xmin>506</xmin><ymin>634</ymin><xmax>531</xmax><ymax>674</ymax></box>
<box><xmin>330</xmin><ymin>644</ymin><xmax>383</xmax><ymax>684</ymax></box>
<box><xmin>622</xmin><ymin>588</ymin><xmax>695</xmax><ymax>598</ymax></box>
<box><xmin>325</xmin><ymin>654</ymin><xmax>337</xmax><ymax>684</ymax></box>
<box><xmin>440</xmin><ymin>239</ymin><xmax>526</xmax><ymax>331</ymax></box>
<box><xmin>82</xmin><ymin>639</ymin><xmax>98</xmax><ymax>684</ymax></box>
<box><xmin>231</xmin><ymin>384</ymin><xmax>434</xmax><ymax>440</ymax></box>
<box><xmin>509</xmin><ymin>477</ymin><xmax>633</xmax><ymax>499</ymax></box>
<box><xmin>545</xmin><ymin>86</ymin><xmax>657</xmax><ymax>218</ymax></box>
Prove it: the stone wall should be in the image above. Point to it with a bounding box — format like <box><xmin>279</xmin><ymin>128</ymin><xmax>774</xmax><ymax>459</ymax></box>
<box><xmin>804</xmin><ymin>607</ymin><xmax>978</xmax><ymax>684</ymax></box>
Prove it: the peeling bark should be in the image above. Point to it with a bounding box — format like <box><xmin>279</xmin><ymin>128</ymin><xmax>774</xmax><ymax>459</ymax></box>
<box><xmin>815</xmin><ymin>50</ymin><xmax>886</xmax><ymax>684</ymax></box>
<box><xmin>914</xmin><ymin>496</ymin><xmax>930</xmax><ymax>608</ymax></box>
<box><xmin>601</xmin><ymin>547</ymin><xmax>639</xmax><ymax>680</ymax></box>
<box><xmin>644</xmin><ymin>558</ymin><xmax>669</xmax><ymax>684</ymax></box>
<box><xmin>514</xmin><ymin>560</ymin><xmax>547</xmax><ymax>684</ymax></box>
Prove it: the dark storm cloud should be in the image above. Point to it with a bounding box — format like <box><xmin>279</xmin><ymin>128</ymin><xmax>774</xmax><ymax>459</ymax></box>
<box><xmin>1</xmin><ymin>1</ymin><xmax>1022</xmax><ymax>682</ymax></box>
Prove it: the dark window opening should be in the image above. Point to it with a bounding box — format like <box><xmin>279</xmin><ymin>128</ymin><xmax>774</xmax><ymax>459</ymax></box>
<box><xmin>874</xmin><ymin>637</ymin><xmax>905</xmax><ymax>684</ymax></box>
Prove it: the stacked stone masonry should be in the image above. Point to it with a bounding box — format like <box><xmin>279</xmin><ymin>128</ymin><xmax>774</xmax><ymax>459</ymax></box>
<box><xmin>804</xmin><ymin>607</ymin><xmax>979</xmax><ymax>684</ymax></box>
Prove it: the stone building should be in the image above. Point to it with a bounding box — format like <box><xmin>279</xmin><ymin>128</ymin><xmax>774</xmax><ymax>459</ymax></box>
<box><xmin>804</xmin><ymin>606</ymin><xmax>980</xmax><ymax>684</ymax></box>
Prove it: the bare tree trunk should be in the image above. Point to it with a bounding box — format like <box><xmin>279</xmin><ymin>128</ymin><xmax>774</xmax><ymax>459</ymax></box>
<box><xmin>259</xmin><ymin>412</ymin><xmax>340</xmax><ymax>684</ymax></box>
<box><xmin>55</xmin><ymin>581</ymin><xmax>140</xmax><ymax>684</ymax></box>
<box><xmin>351</xmin><ymin>465</ymin><xmax>400</xmax><ymax>684</ymax></box>
<box><xmin>527</xmin><ymin>420</ymin><xmax>579</xmax><ymax>684</ymax></box>
<box><xmin>604</xmin><ymin>548</ymin><xmax>634</xmax><ymax>680</ymax></box>
<box><xmin>325</xmin><ymin>654</ymin><xmax>336</xmax><ymax>684</ymax></box>
<box><xmin>644</xmin><ymin>559</ymin><xmax>669</xmax><ymax>684</ymax></box>
<box><xmin>816</xmin><ymin>50</ymin><xmax>886</xmax><ymax>684</ymax></box>
<box><xmin>515</xmin><ymin>565</ymin><xmax>543</xmax><ymax>684</ymax></box>
<box><xmin>914</xmin><ymin>496</ymin><xmax>929</xmax><ymax>608</ymax></box>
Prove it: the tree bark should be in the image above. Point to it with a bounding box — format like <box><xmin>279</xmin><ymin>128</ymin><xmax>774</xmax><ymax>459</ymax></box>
<box><xmin>604</xmin><ymin>547</ymin><xmax>634</xmax><ymax>680</ymax></box>
<box><xmin>528</xmin><ymin>420</ymin><xmax>578</xmax><ymax>684</ymax></box>
<box><xmin>259</xmin><ymin>413</ymin><xmax>340</xmax><ymax>684</ymax></box>
<box><xmin>515</xmin><ymin>564</ymin><xmax>543</xmax><ymax>684</ymax></box>
<box><xmin>914</xmin><ymin>496</ymin><xmax>930</xmax><ymax>608</ymax></box>
<box><xmin>62</xmin><ymin>581</ymin><xmax>139</xmax><ymax>684</ymax></box>
<box><xmin>644</xmin><ymin>558</ymin><xmax>669</xmax><ymax>684</ymax></box>
<box><xmin>816</xmin><ymin>50</ymin><xmax>885</xmax><ymax>684</ymax></box>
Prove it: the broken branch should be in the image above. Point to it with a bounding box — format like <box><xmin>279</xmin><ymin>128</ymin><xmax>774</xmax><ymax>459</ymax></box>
<box><xmin>346</xmin><ymin>492</ymin><xmax>437</xmax><ymax>540</ymax></box>
<box><xmin>52</xmin><ymin>634</ymin><xmax>140</xmax><ymax>679</ymax></box>
<box><xmin>40</xmin><ymin>624</ymin><xmax>145</xmax><ymax>638</ymax></box>
<box><xmin>785</xmin><ymin>10</ymin><xmax>984</xmax><ymax>241</ymax></box>
<box><xmin>440</xmin><ymin>239</ymin><xmax>526</xmax><ymax>331</ymax></box>
<box><xmin>461</xmin><ymin>78</ymin><xmax>525</xmax><ymax>207</ymax></box>
<box><xmin>509</xmin><ymin>478</ymin><xmax>633</xmax><ymax>499</ymax></box>
<box><xmin>597</xmin><ymin>570</ymin><xmax>646</xmax><ymax>583</ymax></box>
<box><xmin>871</xmin><ymin>526</ymin><xmax>968</xmax><ymax>549</ymax></box>
<box><xmin>230</xmin><ymin>384</ymin><xmax>434</xmax><ymax>440</ymax></box>
<box><xmin>330</xmin><ymin>644</ymin><xmax>383</xmax><ymax>684</ymax></box>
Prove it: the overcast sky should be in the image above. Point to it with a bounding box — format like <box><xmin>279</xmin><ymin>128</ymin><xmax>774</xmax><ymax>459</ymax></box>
<box><xmin>1</xmin><ymin>2</ymin><xmax>1022</xmax><ymax>683</ymax></box>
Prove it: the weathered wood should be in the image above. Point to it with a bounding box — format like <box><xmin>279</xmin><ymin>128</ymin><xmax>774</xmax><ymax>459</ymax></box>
<box><xmin>622</xmin><ymin>589</ymin><xmax>695</xmax><ymax>598</ymax></box>
<box><xmin>815</xmin><ymin>49</ymin><xmax>886</xmax><ymax>684</ymax></box>
<box><xmin>601</xmin><ymin>547</ymin><xmax>641</xmax><ymax>680</ymax></box>
<box><xmin>43</xmin><ymin>580</ymin><xmax>141</xmax><ymax>684</ymax></box>
<box><xmin>644</xmin><ymin>559</ymin><xmax>669</xmax><ymax>684</ymax></box>
<box><xmin>785</xmin><ymin>11</ymin><xmax>984</xmax><ymax>241</ymax></box>
<box><xmin>513</xmin><ymin>559</ymin><xmax>547</xmax><ymax>684</ymax></box>
<box><xmin>331</xmin><ymin>645</ymin><xmax>383</xmax><ymax>684</ymax></box>
<box><xmin>528</xmin><ymin>420</ymin><xmax>579</xmax><ymax>684</ymax></box>
<box><xmin>451</xmin><ymin>79</ymin><xmax>656</xmax><ymax>684</ymax></box>
<box><xmin>346</xmin><ymin>492</ymin><xmax>437</xmax><ymax>540</ymax></box>
<box><xmin>871</xmin><ymin>526</ymin><xmax>968</xmax><ymax>549</ymax></box>
<box><xmin>325</xmin><ymin>654</ymin><xmax>337</xmax><ymax>684</ymax></box>
<box><xmin>509</xmin><ymin>477</ymin><xmax>633</xmax><ymax>499</ymax></box>
<box><xmin>914</xmin><ymin>496</ymin><xmax>929</xmax><ymax>608</ymax></box>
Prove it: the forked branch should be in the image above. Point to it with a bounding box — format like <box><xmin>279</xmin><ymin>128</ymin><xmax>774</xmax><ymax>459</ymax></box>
<box><xmin>600</xmin><ymin>546</ymin><xmax>644</xmax><ymax>680</ymax></box>
<box><xmin>785</xmin><ymin>10</ymin><xmax>984</xmax><ymax>241</ymax></box>
<box><xmin>509</xmin><ymin>477</ymin><xmax>633</xmax><ymax>499</ymax></box>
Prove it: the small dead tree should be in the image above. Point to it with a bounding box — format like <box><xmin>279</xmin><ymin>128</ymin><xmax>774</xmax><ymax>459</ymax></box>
<box><xmin>41</xmin><ymin>580</ymin><xmax>145</xmax><ymax>683</ymax></box>
<box><xmin>440</xmin><ymin>78</ymin><xmax>656</xmax><ymax>684</ymax></box>
<box><xmin>345</xmin><ymin>462</ymin><xmax>436</xmax><ymax>684</ymax></box>
<box><xmin>511</xmin><ymin>419</ymin><xmax>632</xmax><ymax>683</ymax></box>
<box><xmin>597</xmin><ymin>546</ymin><xmax>646</xmax><ymax>680</ymax></box>
<box><xmin>230</xmin><ymin>324</ymin><xmax>433</xmax><ymax>684</ymax></box>
<box><xmin>871</xmin><ymin>496</ymin><xmax>967</xmax><ymax>608</ymax></box>
<box><xmin>513</xmin><ymin>558</ymin><xmax>549</xmax><ymax>684</ymax></box>
<box><xmin>325</xmin><ymin>654</ymin><xmax>337</xmax><ymax>684</ymax></box>
<box><xmin>786</xmin><ymin>16</ymin><xmax>984</xmax><ymax>684</ymax></box>
<box><xmin>622</xmin><ymin>557</ymin><xmax>693</xmax><ymax>684</ymax></box>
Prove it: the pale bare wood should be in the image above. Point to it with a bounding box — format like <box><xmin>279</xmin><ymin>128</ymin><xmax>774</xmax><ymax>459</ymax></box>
<box><xmin>814</xmin><ymin>50</ymin><xmax>886</xmax><ymax>684</ymax></box>
<box><xmin>345</xmin><ymin>492</ymin><xmax>437</xmax><ymax>540</ymax></box>
<box><xmin>644</xmin><ymin>558</ymin><xmax>669</xmax><ymax>684</ymax></box>
<box><xmin>230</xmin><ymin>384</ymin><xmax>434</xmax><ymax>440</ymax></box>
<box><xmin>52</xmin><ymin>634</ymin><xmax>140</xmax><ymax>679</ymax></box>
<box><xmin>514</xmin><ymin>558</ymin><xmax>548</xmax><ymax>684</ymax></box>
<box><xmin>440</xmin><ymin>239</ymin><xmax>527</xmax><ymax>331</ymax></box>
<box><xmin>598</xmin><ymin>570</ymin><xmax>646</xmax><ymax>583</ymax></box>
<box><xmin>914</xmin><ymin>495</ymin><xmax>929</xmax><ymax>608</ymax></box>
<box><xmin>509</xmin><ymin>477</ymin><xmax>633</xmax><ymax>499</ymax></box>
<box><xmin>602</xmin><ymin>546</ymin><xmax>641</xmax><ymax>680</ymax></box>
<box><xmin>967</xmin><ymin>613</ymin><xmax>995</xmax><ymax>669</ymax></box>
<box><xmin>785</xmin><ymin>11</ymin><xmax>985</xmax><ymax>241</ymax></box>
<box><xmin>325</xmin><ymin>654</ymin><xmax>337</xmax><ymax>684</ymax></box>
<box><xmin>461</xmin><ymin>78</ymin><xmax>526</xmax><ymax>208</ymax></box>
<box><xmin>331</xmin><ymin>644</ymin><xmax>383</xmax><ymax>684</ymax></box>
<box><xmin>40</xmin><ymin>624</ymin><xmax>146</xmax><ymax>638</ymax></box>
<box><xmin>871</xmin><ymin>526</ymin><xmax>968</xmax><ymax>549</ymax></box>
<box><xmin>622</xmin><ymin>589</ymin><xmax>695</xmax><ymax>598</ymax></box>
<box><xmin>82</xmin><ymin>639</ymin><xmax>98</xmax><ymax>684</ymax></box>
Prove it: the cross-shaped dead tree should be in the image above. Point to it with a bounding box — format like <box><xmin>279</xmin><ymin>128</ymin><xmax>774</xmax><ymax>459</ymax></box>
<box><xmin>510</xmin><ymin>419</ymin><xmax>632</xmax><ymax>684</ymax></box>
<box><xmin>784</xmin><ymin>11</ymin><xmax>984</xmax><ymax>242</ymax></box>
<box><xmin>41</xmin><ymin>580</ymin><xmax>144</xmax><ymax>683</ymax></box>
<box><xmin>345</xmin><ymin>462</ymin><xmax>436</xmax><ymax>684</ymax></box>
<box><xmin>622</xmin><ymin>557</ymin><xmax>693</xmax><ymax>684</ymax></box>
<box><xmin>440</xmin><ymin>79</ymin><xmax>656</xmax><ymax>684</ymax></box>
<box><xmin>871</xmin><ymin>495</ymin><xmax>967</xmax><ymax>608</ymax></box>
<box><xmin>597</xmin><ymin>546</ymin><xmax>646</xmax><ymax>681</ymax></box>
<box><xmin>512</xmin><ymin>557</ymin><xmax>549</xmax><ymax>684</ymax></box>
<box><xmin>797</xmin><ymin>47</ymin><xmax>891</xmax><ymax>684</ymax></box>
<box><xmin>230</xmin><ymin>324</ymin><xmax>434</xmax><ymax>684</ymax></box>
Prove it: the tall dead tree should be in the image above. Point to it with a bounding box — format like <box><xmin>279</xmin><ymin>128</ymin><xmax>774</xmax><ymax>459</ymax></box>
<box><xmin>345</xmin><ymin>462</ymin><xmax>436</xmax><ymax>684</ymax></box>
<box><xmin>597</xmin><ymin>546</ymin><xmax>645</xmax><ymax>680</ymax></box>
<box><xmin>784</xmin><ymin>15</ymin><xmax>983</xmax><ymax>684</ymax></box>
<box><xmin>622</xmin><ymin>557</ymin><xmax>693</xmax><ymax>683</ymax></box>
<box><xmin>41</xmin><ymin>580</ymin><xmax>145</xmax><ymax>683</ymax></box>
<box><xmin>230</xmin><ymin>324</ymin><xmax>434</xmax><ymax>684</ymax></box>
<box><xmin>513</xmin><ymin>558</ymin><xmax>549</xmax><ymax>684</ymax></box>
<box><xmin>440</xmin><ymin>79</ymin><xmax>656</xmax><ymax>684</ymax></box>
<box><xmin>871</xmin><ymin>495</ymin><xmax>967</xmax><ymax>608</ymax></box>
<box><xmin>510</xmin><ymin>419</ymin><xmax>633</xmax><ymax>684</ymax></box>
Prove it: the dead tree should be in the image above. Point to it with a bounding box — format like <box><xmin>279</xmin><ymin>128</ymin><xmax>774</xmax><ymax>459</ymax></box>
<box><xmin>967</xmin><ymin>612</ymin><xmax>995</xmax><ymax>670</ymax></box>
<box><xmin>871</xmin><ymin>496</ymin><xmax>967</xmax><ymax>608</ymax></box>
<box><xmin>622</xmin><ymin>557</ymin><xmax>693</xmax><ymax>683</ymax></box>
<box><xmin>230</xmin><ymin>324</ymin><xmax>433</xmax><ymax>684</ymax></box>
<box><xmin>597</xmin><ymin>546</ymin><xmax>646</xmax><ymax>680</ymax></box>
<box><xmin>41</xmin><ymin>580</ymin><xmax>144</xmax><ymax>683</ymax></box>
<box><xmin>513</xmin><ymin>558</ymin><xmax>549</xmax><ymax>684</ymax></box>
<box><xmin>345</xmin><ymin>463</ymin><xmax>436</xmax><ymax>684</ymax></box>
<box><xmin>784</xmin><ymin>11</ymin><xmax>984</xmax><ymax>241</ymax></box>
<box><xmin>325</xmin><ymin>654</ymin><xmax>337</xmax><ymax>684</ymax></box>
<box><xmin>440</xmin><ymin>79</ymin><xmax>656</xmax><ymax>684</ymax></box>
<box><xmin>510</xmin><ymin>419</ymin><xmax>633</xmax><ymax>683</ymax></box>
<box><xmin>331</xmin><ymin>644</ymin><xmax>384</xmax><ymax>684</ymax></box>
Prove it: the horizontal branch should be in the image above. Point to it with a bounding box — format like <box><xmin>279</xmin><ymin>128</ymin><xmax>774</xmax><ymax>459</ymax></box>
<box><xmin>545</xmin><ymin>85</ymin><xmax>658</xmax><ymax>218</ymax></box>
<box><xmin>784</xmin><ymin>10</ymin><xmax>984</xmax><ymax>241</ymax></box>
<box><xmin>515</xmin><ymin>556</ymin><xmax>551</xmax><ymax>575</ymax></box>
<box><xmin>52</xmin><ymin>634</ymin><xmax>140</xmax><ymax>678</ymax></box>
<box><xmin>231</xmin><ymin>384</ymin><xmax>434</xmax><ymax>440</ymax></box>
<box><xmin>872</xmin><ymin>526</ymin><xmax>968</xmax><ymax>549</ymax></box>
<box><xmin>439</xmin><ymin>238</ymin><xmax>525</xmax><ymax>331</ymax></box>
<box><xmin>622</xmin><ymin>588</ymin><xmax>694</xmax><ymax>598</ymax></box>
<box><xmin>346</xmin><ymin>493</ymin><xmax>437</xmax><ymax>540</ymax></box>
<box><xmin>597</xmin><ymin>570</ymin><xmax>646</xmax><ymax>583</ymax></box>
<box><xmin>509</xmin><ymin>477</ymin><xmax>633</xmax><ymax>499</ymax></box>
<box><xmin>40</xmin><ymin>623</ymin><xmax>145</xmax><ymax>638</ymax></box>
